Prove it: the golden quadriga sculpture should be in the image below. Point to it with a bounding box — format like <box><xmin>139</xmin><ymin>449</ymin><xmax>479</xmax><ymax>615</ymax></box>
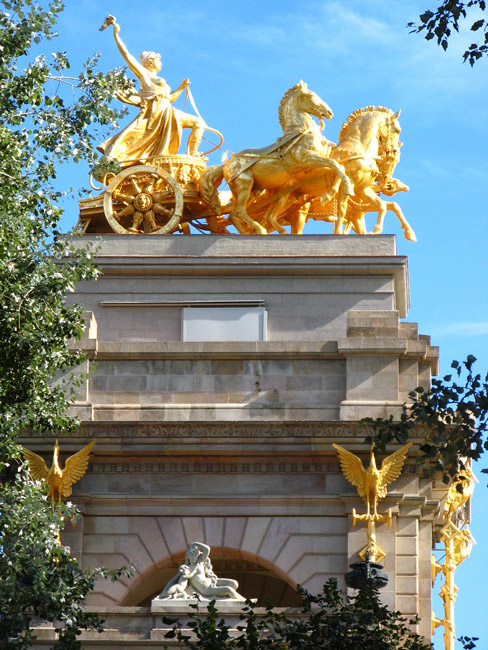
<box><xmin>432</xmin><ymin>464</ymin><xmax>475</xmax><ymax>650</ymax></box>
<box><xmin>22</xmin><ymin>440</ymin><xmax>95</xmax><ymax>542</ymax></box>
<box><xmin>78</xmin><ymin>17</ymin><xmax>416</xmax><ymax>239</ymax></box>
<box><xmin>333</xmin><ymin>443</ymin><xmax>411</xmax><ymax>563</ymax></box>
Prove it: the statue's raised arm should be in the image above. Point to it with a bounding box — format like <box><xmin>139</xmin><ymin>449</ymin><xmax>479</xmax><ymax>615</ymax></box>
<box><xmin>101</xmin><ymin>16</ymin><xmax>146</xmax><ymax>84</ymax></box>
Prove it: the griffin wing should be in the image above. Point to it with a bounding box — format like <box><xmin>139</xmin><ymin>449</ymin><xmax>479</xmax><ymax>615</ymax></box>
<box><xmin>332</xmin><ymin>444</ymin><xmax>367</xmax><ymax>500</ymax></box>
<box><xmin>378</xmin><ymin>442</ymin><xmax>412</xmax><ymax>498</ymax></box>
<box><xmin>61</xmin><ymin>441</ymin><xmax>96</xmax><ymax>498</ymax></box>
<box><xmin>22</xmin><ymin>447</ymin><xmax>49</xmax><ymax>481</ymax></box>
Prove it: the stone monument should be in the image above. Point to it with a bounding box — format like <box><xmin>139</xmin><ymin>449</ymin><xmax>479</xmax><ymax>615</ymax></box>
<box><xmin>22</xmin><ymin>17</ymin><xmax>472</xmax><ymax>649</ymax></box>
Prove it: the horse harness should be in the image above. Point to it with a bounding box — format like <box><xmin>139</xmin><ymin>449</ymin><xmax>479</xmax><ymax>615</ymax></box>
<box><xmin>227</xmin><ymin>129</ymin><xmax>312</xmax><ymax>183</ymax></box>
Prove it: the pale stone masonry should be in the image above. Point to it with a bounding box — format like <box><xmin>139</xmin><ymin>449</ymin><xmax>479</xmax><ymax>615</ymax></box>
<box><xmin>25</xmin><ymin>235</ymin><xmax>442</xmax><ymax>647</ymax></box>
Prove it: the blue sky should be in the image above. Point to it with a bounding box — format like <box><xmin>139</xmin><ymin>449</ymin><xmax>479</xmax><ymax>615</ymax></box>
<box><xmin>49</xmin><ymin>1</ymin><xmax>487</xmax><ymax>646</ymax></box>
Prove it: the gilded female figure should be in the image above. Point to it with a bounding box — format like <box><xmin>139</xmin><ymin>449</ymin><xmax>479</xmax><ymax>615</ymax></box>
<box><xmin>99</xmin><ymin>15</ymin><xmax>205</xmax><ymax>164</ymax></box>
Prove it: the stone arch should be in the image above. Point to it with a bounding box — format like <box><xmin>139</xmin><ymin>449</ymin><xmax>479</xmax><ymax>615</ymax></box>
<box><xmin>120</xmin><ymin>546</ymin><xmax>301</xmax><ymax>606</ymax></box>
<box><xmin>82</xmin><ymin>514</ymin><xmax>347</xmax><ymax>606</ymax></box>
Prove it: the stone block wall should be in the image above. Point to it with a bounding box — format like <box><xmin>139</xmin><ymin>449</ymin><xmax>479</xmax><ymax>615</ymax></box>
<box><xmin>25</xmin><ymin>236</ymin><xmax>443</xmax><ymax>646</ymax></box>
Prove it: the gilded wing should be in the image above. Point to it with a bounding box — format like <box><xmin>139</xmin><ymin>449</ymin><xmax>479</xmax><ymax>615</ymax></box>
<box><xmin>332</xmin><ymin>444</ymin><xmax>367</xmax><ymax>500</ymax></box>
<box><xmin>377</xmin><ymin>443</ymin><xmax>412</xmax><ymax>498</ymax></box>
<box><xmin>22</xmin><ymin>447</ymin><xmax>49</xmax><ymax>482</ymax></box>
<box><xmin>61</xmin><ymin>441</ymin><xmax>96</xmax><ymax>498</ymax></box>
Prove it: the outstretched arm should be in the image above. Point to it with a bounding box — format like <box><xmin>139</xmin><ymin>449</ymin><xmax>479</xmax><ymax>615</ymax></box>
<box><xmin>170</xmin><ymin>79</ymin><xmax>190</xmax><ymax>103</ymax></box>
<box><xmin>101</xmin><ymin>15</ymin><xmax>146</xmax><ymax>82</ymax></box>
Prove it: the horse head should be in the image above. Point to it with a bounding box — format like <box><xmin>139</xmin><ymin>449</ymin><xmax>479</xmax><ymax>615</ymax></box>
<box><xmin>278</xmin><ymin>81</ymin><xmax>333</xmax><ymax>133</ymax></box>
<box><xmin>337</xmin><ymin>106</ymin><xmax>402</xmax><ymax>174</ymax></box>
<box><xmin>376</xmin><ymin>109</ymin><xmax>402</xmax><ymax>177</ymax></box>
<box><xmin>379</xmin><ymin>108</ymin><xmax>401</xmax><ymax>150</ymax></box>
<box><xmin>297</xmin><ymin>82</ymin><xmax>334</xmax><ymax>130</ymax></box>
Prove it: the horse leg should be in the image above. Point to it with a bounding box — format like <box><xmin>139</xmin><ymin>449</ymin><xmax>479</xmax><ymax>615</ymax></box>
<box><xmin>322</xmin><ymin>160</ymin><xmax>353</xmax><ymax>197</ymax></box>
<box><xmin>320</xmin><ymin>177</ymin><xmax>341</xmax><ymax>206</ymax></box>
<box><xmin>292</xmin><ymin>201</ymin><xmax>310</xmax><ymax>235</ymax></box>
<box><xmin>293</xmin><ymin>147</ymin><xmax>354</xmax><ymax>196</ymax></box>
<box><xmin>266</xmin><ymin>194</ymin><xmax>291</xmax><ymax>235</ymax></box>
<box><xmin>359</xmin><ymin>187</ymin><xmax>386</xmax><ymax>235</ymax></box>
<box><xmin>348</xmin><ymin>212</ymin><xmax>368</xmax><ymax>235</ymax></box>
<box><xmin>333</xmin><ymin>183</ymin><xmax>351</xmax><ymax>235</ymax></box>
<box><xmin>385</xmin><ymin>201</ymin><xmax>417</xmax><ymax>242</ymax></box>
<box><xmin>228</xmin><ymin>174</ymin><xmax>267</xmax><ymax>235</ymax></box>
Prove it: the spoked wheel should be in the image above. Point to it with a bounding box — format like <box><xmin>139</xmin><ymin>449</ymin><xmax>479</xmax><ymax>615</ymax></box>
<box><xmin>103</xmin><ymin>165</ymin><xmax>183</xmax><ymax>234</ymax></box>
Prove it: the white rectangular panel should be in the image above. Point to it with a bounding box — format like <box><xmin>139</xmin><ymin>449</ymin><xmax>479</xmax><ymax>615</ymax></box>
<box><xmin>182</xmin><ymin>307</ymin><xmax>267</xmax><ymax>342</ymax></box>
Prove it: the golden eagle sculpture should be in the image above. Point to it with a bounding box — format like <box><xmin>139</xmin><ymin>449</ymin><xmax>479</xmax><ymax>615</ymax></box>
<box><xmin>22</xmin><ymin>440</ymin><xmax>95</xmax><ymax>503</ymax></box>
<box><xmin>332</xmin><ymin>442</ymin><xmax>412</xmax><ymax>516</ymax></box>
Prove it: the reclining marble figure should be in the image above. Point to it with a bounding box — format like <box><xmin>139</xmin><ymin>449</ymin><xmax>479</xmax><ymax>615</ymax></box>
<box><xmin>157</xmin><ymin>542</ymin><xmax>245</xmax><ymax>600</ymax></box>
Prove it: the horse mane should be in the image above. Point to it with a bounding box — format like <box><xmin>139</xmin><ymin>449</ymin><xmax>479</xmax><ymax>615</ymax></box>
<box><xmin>339</xmin><ymin>106</ymin><xmax>393</xmax><ymax>141</ymax></box>
<box><xmin>278</xmin><ymin>82</ymin><xmax>305</xmax><ymax>131</ymax></box>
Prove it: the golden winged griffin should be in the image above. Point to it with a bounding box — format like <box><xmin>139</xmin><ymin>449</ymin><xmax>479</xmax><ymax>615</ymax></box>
<box><xmin>442</xmin><ymin>462</ymin><xmax>475</xmax><ymax>523</ymax></box>
<box><xmin>22</xmin><ymin>440</ymin><xmax>95</xmax><ymax>504</ymax></box>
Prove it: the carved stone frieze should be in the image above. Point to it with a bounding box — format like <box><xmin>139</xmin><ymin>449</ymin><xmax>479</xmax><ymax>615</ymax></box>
<box><xmin>24</xmin><ymin>420</ymin><xmax>431</xmax><ymax>445</ymax></box>
<box><xmin>74</xmin><ymin>421</ymin><xmax>363</xmax><ymax>439</ymax></box>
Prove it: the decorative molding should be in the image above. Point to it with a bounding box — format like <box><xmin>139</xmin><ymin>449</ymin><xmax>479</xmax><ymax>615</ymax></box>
<box><xmin>100</xmin><ymin>300</ymin><xmax>266</xmax><ymax>308</ymax></box>
<box><xmin>88</xmin><ymin>461</ymin><xmax>341</xmax><ymax>474</ymax></box>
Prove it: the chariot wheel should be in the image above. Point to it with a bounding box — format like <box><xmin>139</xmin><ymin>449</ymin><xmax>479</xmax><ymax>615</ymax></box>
<box><xmin>103</xmin><ymin>165</ymin><xmax>183</xmax><ymax>235</ymax></box>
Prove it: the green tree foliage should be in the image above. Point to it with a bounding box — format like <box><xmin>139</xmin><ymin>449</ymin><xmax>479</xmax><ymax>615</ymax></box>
<box><xmin>363</xmin><ymin>357</ymin><xmax>488</xmax><ymax>483</ymax></box>
<box><xmin>164</xmin><ymin>580</ymin><xmax>432</xmax><ymax>649</ymax></box>
<box><xmin>0</xmin><ymin>1</ymin><xmax>132</xmax><ymax>647</ymax></box>
<box><xmin>0</xmin><ymin>0</ymin><xmax>130</xmax><ymax>466</ymax></box>
<box><xmin>408</xmin><ymin>1</ymin><xmax>488</xmax><ymax>65</ymax></box>
<box><xmin>0</xmin><ymin>469</ymin><xmax>126</xmax><ymax>650</ymax></box>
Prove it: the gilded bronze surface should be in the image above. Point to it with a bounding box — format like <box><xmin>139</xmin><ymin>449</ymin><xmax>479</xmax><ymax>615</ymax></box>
<box><xmin>432</xmin><ymin>464</ymin><xmax>475</xmax><ymax>650</ymax></box>
<box><xmin>442</xmin><ymin>463</ymin><xmax>475</xmax><ymax>523</ymax></box>
<box><xmin>79</xmin><ymin>19</ymin><xmax>415</xmax><ymax>238</ymax></box>
<box><xmin>98</xmin><ymin>15</ymin><xmax>213</xmax><ymax>162</ymax></box>
<box><xmin>200</xmin><ymin>81</ymin><xmax>354</xmax><ymax>235</ymax></box>
<box><xmin>333</xmin><ymin>443</ymin><xmax>411</xmax><ymax>562</ymax></box>
<box><xmin>22</xmin><ymin>440</ymin><xmax>95</xmax><ymax>503</ymax></box>
<box><xmin>103</xmin><ymin>164</ymin><xmax>184</xmax><ymax>234</ymax></box>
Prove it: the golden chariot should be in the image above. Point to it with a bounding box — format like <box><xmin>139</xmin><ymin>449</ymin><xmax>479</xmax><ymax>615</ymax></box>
<box><xmin>77</xmin><ymin>14</ymin><xmax>417</xmax><ymax>242</ymax></box>
<box><xmin>78</xmin><ymin>152</ymin><xmax>229</xmax><ymax>236</ymax></box>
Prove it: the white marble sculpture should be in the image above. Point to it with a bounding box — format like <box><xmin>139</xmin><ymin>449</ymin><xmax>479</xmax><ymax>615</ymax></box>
<box><xmin>157</xmin><ymin>542</ymin><xmax>245</xmax><ymax>601</ymax></box>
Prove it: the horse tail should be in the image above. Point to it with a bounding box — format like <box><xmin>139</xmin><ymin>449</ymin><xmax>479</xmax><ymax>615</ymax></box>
<box><xmin>200</xmin><ymin>165</ymin><xmax>225</xmax><ymax>215</ymax></box>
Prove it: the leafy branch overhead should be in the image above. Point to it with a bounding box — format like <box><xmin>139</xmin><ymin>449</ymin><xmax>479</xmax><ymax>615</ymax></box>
<box><xmin>0</xmin><ymin>0</ymin><xmax>132</xmax><ymax>465</ymax></box>
<box><xmin>408</xmin><ymin>0</ymin><xmax>488</xmax><ymax>65</ymax></box>
<box><xmin>363</xmin><ymin>357</ymin><xmax>488</xmax><ymax>482</ymax></box>
<box><xmin>0</xmin><ymin>1</ymin><xmax>132</xmax><ymax>648</ymax></box>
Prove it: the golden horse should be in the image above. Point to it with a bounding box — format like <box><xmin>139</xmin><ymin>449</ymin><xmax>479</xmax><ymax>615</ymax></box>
<box><xmin>328</xmin><ymin>106</ymin><xmax>414</xmax><ymax>239</ymax></box>
<box><xmin>306</xmin><ymin>177</ymin><xmax>416</xmax><ymax>241</ymax></box>
<box><xmin>281</xmin><ymin>106</ymin><xmax>415</xmax><ymax>239</ymax></box>
<box><xmin>200</xmin><ymin>81</ymin><xmax>354</xmax><ymax>235</ymax></box>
